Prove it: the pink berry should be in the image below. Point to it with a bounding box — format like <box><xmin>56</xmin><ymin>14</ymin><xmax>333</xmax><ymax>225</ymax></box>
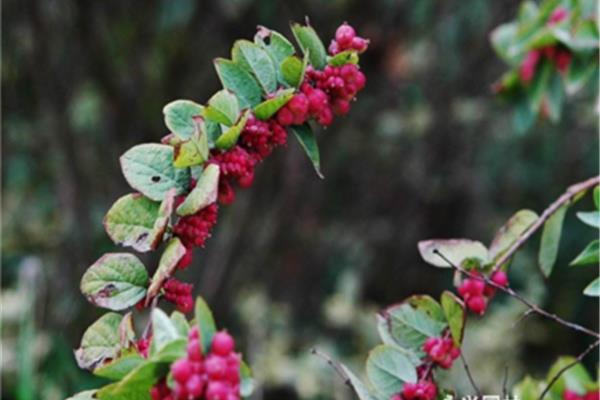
<box><xmin>185</xmin><ymin>374</ymin><xmax>204</xmax><ymax>397</ymax></box>
<box><xmin>205</xmin><ymin>355</ymin><xmax>227</xmax><ymax>379</ymax></box>
<box><xmin>171</xmin><ymin>359</ymin><xmax>192</xmax><ymax>383</ymax></box>
<box><xmin>467</xmin><ymin>296</ymin><xmax>487</xmax><ymax>315</ymax></box>
<box><xmin>276</xmin><ymin>106</ymin><xmax>294</xmax><ymax>126</ymax></box>
<box><xmin>491</xmin><ymin>270</ymin><xmax>508</xmax><ymax>287</ymax></box>
<box><xmin>206</xmin><ymin>381</ymin><xmax>229</xmax><ymax>400</ymax></box>
<box><xmin>212</xmin><ymin>331</ymin><xmax>235</xmax><ymax>355</ymax></box>
<box><xmin>288</xmin><ymin>94</ymin><xmax>309</xmax><ymax>116</ymax></box>
<box><xmin>350</xmin><ymin>37</ymin><xmax>368</xmax><ymax>52</ymax></box>
<box><xmin>332</xmin><ymin>98</ymin><xmax>350</xmax><ymax>115</ymax></box>
<box><xmin>548</xmin><ymin>7</ymin><xmax>568</xmax><ymax>24</ymax></box>
<box><xmin>564</xmin><ymin>390</ymin><xmax>582</xmax><ymax>400</ymax></box>
<box><xmin>187</xmin><ymin>338</ymin><xmax>203</xmax><ymax>361</ymax></box>
<box><xmin>335</xmin><ymin>23</ymin><xmax>356</xmax><ymax>47</ymax></box>
<box><xmin>520</xmin><ymin>50</ymin><xmax>541</xmax><ymax>83</ymax></box>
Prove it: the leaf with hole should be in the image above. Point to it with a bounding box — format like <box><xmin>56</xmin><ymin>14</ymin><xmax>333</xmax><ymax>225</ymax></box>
<box><xmin>254</xmin><ymin>27</ymin><xmax>295</xmax><ymax>84</ymax></box>
<box><xmin>80</xmin><ymin>253</ymin><xmax>148</xmax><ymax>311</ymax></box>
<box><xmin>176</xmin><ymin>164</ymin><xmax>220</xmax><ymax>216</ymax></box>
<box><xmin>163</xmin><ymin>100</ymin><xmax>204</xmax><ymax>140</ymax></box>
<box><xmin>120</xmin><ymin>143</ymin><xmax>190</xmax><ymax>202</ymax></box>
<box><xmin>74</xmin><ymin>313</ymin><xmax>124</xmax><ymax>371</ymax></box>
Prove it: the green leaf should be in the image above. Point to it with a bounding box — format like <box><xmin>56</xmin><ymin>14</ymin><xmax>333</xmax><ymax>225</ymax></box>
<box><xmin>254</xmin><ymin>27</ymin><xmax>296</xmax><ymax>85</ymax></box>
<box><xmin>204</xmin><ymin>89</ymin><xmax>240</xmax><ymax>126</ymax></box>
<box><xmin>120</xmin><ymin>143</ymin><xmax>190</xmax><ymax>202</ymax></box>
<box><xmin>514</xmin><ymin>96</ymin><xmax>536</xmax><ymax>134</ymax></box>
<box><xmin>96</xmin><ymin>360</ymin><xmax>169</xmax><ymax>400</ymax></box>
<box><xmin>366</xmin><ymin>345</ymin><xmax>417</xmax><ymax>398</ymax></box>
<box><xmin>340</xmin><ymin>365</ymin><xmax>381</xmax><ymax>400</ymax></box>
<box><xmin>104</xmin><ymin>193</ymin><xmax>171</xmax><ymax>252</ymax></box>
<box><xmin>163</xmin><ymin>100</ymin><xmax>204</xmax><ymax>140</ymax></box>
<box><xmin>441</xmin><ymin>291</ymin><xmax>465</xmax><ymax>346</ymax></box>
<box><xmin>594</xmin><ymin>186</ymin><xmax>600</xmax><ymax>210</ymax></box>
<box><xmin>290</xmin><ymin>124</ymin><xmax>323</xmax><ymax>178</ymax></box>
<box><xmin>240</xmin><ymin>360</ymin><xmax>255</xmax><ymax>397</ymax></box>
<box><xmin>528</xmin><ymin>60</ymin><xmax>552</xmax><ymax>113</ymax></box>
<box><xmin>538</xmin><ymin>204</ymin><xmax>568</xmax><ymax>277</ymax></box>
<box><xmin>546</xmin><ymin>356</ymin><xmax>594</xmax><ymax>397</ymax></box>
<box><xmin>583</xmin><ymin>277</ymin><xmax>600</xmax><ymax>297</ymax></box>
<box><xmin>67</xmin><ymin>390</ymin><xmax>98</xmax><ymax>400</ymax></box>
<box><xmin>383</xmin><ymin>300</ymin><xmax>446</xmax><ymax>356</ymax></box>
<box><xmin>569</xmin><ymin>239</ymin><xmax>600</xmax><ymax>266</ymax></box>
<box><xmin>74</xmin><ymin>313</ymin><xmax>123</xmax><ymax>371</ymax></box>
<box><xmin>513</xmin><ymin>376</ymin><xmax>544</xmax><ymax>400</ymax></box>
<box><xmin>170</xmin><ymin>311</ymin><xmax>190</xmax><ymax>337</ymax></box>
<box><xmin>328</xmin><ymin>50</ymin><xmax>359</xmax><ymax>66</ymax></box>
<box><xmin>215</xmin><ymin>109</ymin><xmax>251</xmax><ymax>150</ymax></box>
<box><xmin>545</xmin><ymin>68</ymin><xmax>564</xmax><ymax>123</ymax></box>
<box><xmin>94</xmin><ymin>353</ymin><xmax>145</xmax><ymax>381</ymax></box>
<box><xmin>408</xmin><ymin>295</ymin><xmax>445</xmax><ymax>322</ymax></box>
<box><xmin>489</xmin><ymin>209</ymin><xmax>539</xmax><ymax>261</ymax></box>
<box><xmin>417</xmin><ymin>239</ymin><xmax>488</xmax><ymax>268</ymax></box>
<box><xmin>576</xmin><ymin>211</ymin><xmax>600</xmax><ymax>228</ymax></box>
<box><xmin>280</xmin><ymin>54</ymin><xmax>307</xmax><ymax>88</ymax></box>
<box><xmin>291</xmin><ymin>22</ymin><xmax>327</xmax><ymax>70</ymax></box>
<box><xmin>253</xmin><ymin>88</ymin><xmax>295</xmax><ymax>120</ymax></box>
<box><xmin>150</xmin><ymin>308</ymin><xmax>183</xmax><ymax>356</ymax></box>
<box><xmin>176</xmin><ymin>164</ymin><xmax>220</xmax><ymax>216</ymax></box>
<box><xmin>565</xmin><ymin>56</ymin><xmax>598</xmax><ymax>95</ymax></box>
<box><xmin>214</xmin><ymin>58</ymin><xmax>263</xmax><ymax>109</ymax></box>
<box><xmin>152</xmin><ymin>338</ymin><xmax>187</xmax><ymax>363</ymax></box>
<box><xmin>375</xmin><ymin>314</ymin><xmax>421</xmax><ymax>365</ymax></box>
<box><xmin>81</xmin><ymin>253</ymin><xmax>149</xmax><ymax>311</ymax></box>
<box><xmin>173</xmin><ymin>121</ymin><xmax>209</xmax><ymax>168</ymax></box>
<box><xmin>205</xmin><ymin>119</ymin><xmax>222</xmax><ymax>148</ymax></box>
<box><xmin>146</xmin><ymin>237</ymin><xmax>187</xmax><ymax>300</ymax></box>
<box><xmin>232</xmin><ymin>40</ymin><xmax>277</xmax><ymax>94</ymax></box>
<box><xmin>194</xmin><ymin>297</ymin><xmax>217</xmax><ymax>353</ymax></box>
<box><xmin>490</xmin><ymin>22</ymin><xmax>520</xmax><ymax>65</ymax></box>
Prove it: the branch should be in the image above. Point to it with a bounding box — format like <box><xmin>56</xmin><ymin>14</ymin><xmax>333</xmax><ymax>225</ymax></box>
<box><xmin>491</xmin><ymin>176</ymin><xmax>600</xmax><ymax>274</ymax></box>
<box><xmin>539</xmin><ymin>339</ymin><xmax>600</xmax><ymax>400</ymax></box>
<box><xmin>460</xmin><ymin>352</ymin><xmax>482</xmax><ymax>397</ymax></box>
<box><xmin>433</xmin><ymin>250</ymin><xmax>600</xmax><ymax>339</ymax></box>
<box><xmin>310</xmin><ymin>348</ymin><xmax>352</xmax><ymax>388</ymax></box>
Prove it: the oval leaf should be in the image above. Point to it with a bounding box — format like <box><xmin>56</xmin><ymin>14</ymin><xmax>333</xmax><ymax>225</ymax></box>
<box><xmin>81</xmin><ymin>253</ymin><xmax>149</xmax><ymax>311</ymax></box>
<box><xmin>418</xmin><ymin>239</ymin><xmax>488</xmax><ymax>268</ymax></box>
<box><xmin>255</xmin><ymin>27</ymin><xmax>295</xmax><ymax>85</ymax></box>
<box><xmin>195</xmin><ymin>296</ymin><xmax>217</xmax><ymax>353</ymax></box>
<box><xmin>441</xmin><ymin>291</ymin><xmax>466</xmax><ymax>346</ymax></box>
<box><xmin>489</xmin><ymin>209</ymin><xmax>539</xmax><ymax>261</ymax></box>
<box><xmin>214</xmin><ymin>58</ymin><xmax>262</xmax><ymax>109</ymax></box>
<box><xmin>328</xmin><ymin>50</ymin><xmax>359</xmax><ymax>66</ymax></box>
<box><xmin>150</xmin><ymin>308</ymin><xmax>183</xmax><ymax>356</ymax></box>
<box><xmin>253</xmin><ymin>88</ymin><xmax>295</xmax><ymax>120</ymax></box>
<box><xmin>576</xmin><ymin>211</ymin><xmax>600</xmax><ymax>228</ymax></box>
<box><xmin>74</xmin><ymin>313</ymin><xmax>123</xmax><ymax>371</ymax></box>
<box><xmin>104</xmin><ymin>194</ymin><xmax>170</xmax><ymax>252</ymax></box>
<box><xmin>177</xmin><ymin>164</ymin><xmax>220</xmax><ymax>216</ymax></box>
<box><xmin>538</xmin><ymin>204</ymin><xmax>568</xmax><ymax>277</ymax></box>
<box><xmin>215</xmin><ymin>109</ymin><xmax>250</xmax><ymax>150</ymax></box>
<box><xmin>280</xmin><ymin>54</ymin><xmax>308</xmax><ymax>88</ymax></box>
<box><xmin>583</xmin><ymin>277</ymin><xmax>600</xmax><ymax>297</ymax></box>
<box><xmin>291</xmin><ymin>22</ymin><xmax>327</xmax><ymax>70</ymax></box>
<box><xmin>94</xmin><ymin>353</ymin><xmax>145</xmax><ymax>381</ymax></box>
<box><xmin>163</xmin><ymin>100</ymin><xmax>204</xmax><ymax>140</ymax></box>
<box><xmin>146</xmin><ymin>238</ymin><xmax>187</xmax><ymax>301</ymax></box>
<box><xmin>120</xmin><ymin>143</ymin><xmax>190</xmax><ymax>202</ymax></box>
<box><xmin>173</xmin><ymin>120</ymin><xmax>209</xmax><ymax>168</ymax></box>
<box><xmin>366</xmin><ymin>344</ymin><xmax>417</xmax><ymax>398</ymax></box>
<box><xmin>290</xmin><ymin>124</ymin><xmax>323</xmax><ymax>178</ymax></box>
<box><xmin>570</xmin><ymin>240</ymin><xmax>599</xmax><ymax>266</ymax></box>
<box><xmin>204</xmin><ymin>89</ymin><xmax>240</xmax><ymax>126</ymax></box>
<box><xmin>232</xmin><ymin>40</ymin><xmax>277</xmax><ymax>94</ymax></box>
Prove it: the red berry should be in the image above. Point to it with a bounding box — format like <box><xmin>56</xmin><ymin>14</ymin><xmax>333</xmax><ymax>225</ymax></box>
<box><xmin>467</xmin><ymin>296</ymin><xmax>487</xmax><ymax>315</ymax></box>
<box><xmin>491</xmin><ymin>270</ymin><xmax>508</xmax><ymax>287</ymax></box>
<box><xmin>350</xmin><ymin>37</ymin><xmax>369</xmax><ymax>52</ymax></box>
<box><xmin>335</xmin><ymin>23</ymin><xmax>356</xmax><ymax>47</ymax></box>
<box><xmin>307</xmin><ymin>89</ymin><xmax>329</xmax><ymax>114</ymax></box>
<box><xmin>288</xmin><ymin>94</ymin><xmax>309</xmax><ymax>116</ymax></box>
<box><xmin>317</xmin><ymin>107</ymin><xmax>334</xmax><ymax>126</ymax></box>
<box><xmin>548</xmin><ymin>7</ymin><xmax>568</xmax><ymax>24</ymax></box>
<box><xmin>520</xmin><ymin>50</ymin><xmax>541</xmax><ymax>83</ymax></box>
<box><xmin>332</xmin><ymin>98</ymin><xmax>350</xmax><ymax>115</ymax></box>
<box><xmin>564</xmin><ymin>390</ymin><xmax>582</xmax><ymax>400</ymax></box>
<box><xmin>171</xmin><ymin>359</ymin><xmax>192</xmax><ymax>383</ymax></box>
<box><xmin>212</xmin><ymin>331</ymin><xmax>235</xmax><ymax>355</ymax></box>
<box><xmin>584</xmin><ymin>391</ymin><xmax>600</xmax><ymax>400</ymax></box>
<box><xmin>206</xmin><ymin>381</ymin><xmax>229</xmax><ymax>400</ymax></box>
<box><xmin>205</xmin><ymin>355</ymin><xmax>227</xmax><ymax>379</ymax></box>
<box><xmin>187</xmin><ymin>338</ymin><xmax>203</xmax><ymax>361</ymax></box>
<box><xmin>185</xmin><ymin>374</ymin><xmax>204</xmax><ymax>397</ymax></box>
<box><xmin>328</xmin><ymin>40</ymin><xmax>340</xmax><ymax>55</ymax></box>
<box><xmin>276</xmin><ymin>107</ymin><xmax>294</xmax><ymax>126</ymax></box>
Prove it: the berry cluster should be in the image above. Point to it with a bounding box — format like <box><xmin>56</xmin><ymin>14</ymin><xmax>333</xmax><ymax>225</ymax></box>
<box><xmin>150</xmin><ymin>328</ymin><xmax>241</xmax><ymax>400</ymax></box>
<box><xmin>564</xmin><ymin>390</ymin><xmax>600</xmax><ymax>400</ymax></box>
<box><xmin>519</xmin><ymin>7</ymin><xmax>571</xmax><ymax>83</ymax></box>
<box><xmin>457</xmin><ymin>270</ymin><xmax>508</xmax><ymax>315</ymax></box>
<box><xmin>422</xmin><ymin>336</ymin><xmax>460</xmax><ymax>369</ymax></box>
<box><xmin>172</xmin><ymin>203</ymin><xmax>219</xmax><ymax>270</ymax></box>
<box><xmin>391</xmin><ymin>380</ymin><xmax>437</xmax><ymax>400</ymax></box>
<box><xmin>328</xmin><ymin>23</ymin><xmax>369</xmax><ymax>55</ymax></box>
<box><xmin>163</xmin><ymin>278</ymin><xmax>194</xmax><ymax>313</ymax></box>
<box><xmin>239</xmin><ymin>115</ymin><xmax>287</xmax><ymax>162</ymax></box>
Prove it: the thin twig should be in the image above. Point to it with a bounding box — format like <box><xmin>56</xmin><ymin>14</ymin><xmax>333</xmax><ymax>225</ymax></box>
<box><xmin>311</xmin><ymin>348</ymin><xmax>352</xmax><ymax>388</ymax></box>
<box><xmin>491</xmin><ymin>176</ymin><xmax>600</xmax><ymax>274</ymax></box>
<box><xmin>539</xmin><ymin>339</ymin><xmax>600</xmax><ymax>400</ymax></box>
<box><xmin>502</xmin><ymin>365</ymin><xmax>509</xmax><ymax>399</ymax></box>
<box><xmin>460</xmin><ymin>352</ymin><xmax>482</xmax><ymax>397</ymax></box>
<box><xmin>512</xmin><ymin>309</ymin><xmax>535</xmax><ymax>329</ymax></box>
<box><xmin>433</xmin><ymin>250</ymin><xmax>600</xmax><ymax>339</ymax></box>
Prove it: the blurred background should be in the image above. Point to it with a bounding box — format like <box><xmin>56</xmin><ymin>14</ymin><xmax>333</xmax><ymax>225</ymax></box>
<box><xmin>2</xmin><ymin>0</ymin><xmax>598</xmax><ymax>399</ymax></box>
